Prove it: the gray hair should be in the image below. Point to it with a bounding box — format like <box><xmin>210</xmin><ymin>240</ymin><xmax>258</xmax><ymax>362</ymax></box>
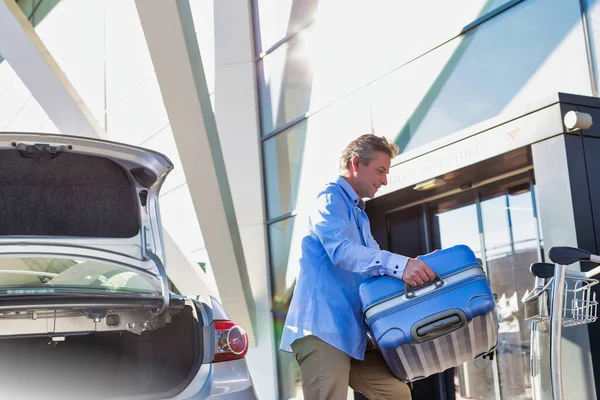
<box><xmin>339</xmin><ymin>134</ymin><xmax>399</xmax><ymax>172</ymax></box>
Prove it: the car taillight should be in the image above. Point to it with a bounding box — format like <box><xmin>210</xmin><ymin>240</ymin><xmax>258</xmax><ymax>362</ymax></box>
<box><xmin>213</xmin><ymin>320</ymin><xmax>249</xmax><ymax>363</ymax></box>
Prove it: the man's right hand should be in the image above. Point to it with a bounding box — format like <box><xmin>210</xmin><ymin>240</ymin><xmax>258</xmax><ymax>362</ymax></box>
<box><xmin>402</xmin><ymin>259</ymin><xmax>435</xmax><ymax>287</ymax></box>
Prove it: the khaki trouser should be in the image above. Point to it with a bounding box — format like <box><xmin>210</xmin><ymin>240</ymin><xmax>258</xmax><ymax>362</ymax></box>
<box><xmin>291</xmin><ymin>335</ymin><xmax>411</xmax><ymax>400</ymax></box>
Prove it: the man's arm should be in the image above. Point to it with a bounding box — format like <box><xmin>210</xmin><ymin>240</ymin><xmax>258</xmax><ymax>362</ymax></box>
<box><xmin>311</xmin><ymin>191</ymin><xmax>432</xmax><ymax>283</ymax></box>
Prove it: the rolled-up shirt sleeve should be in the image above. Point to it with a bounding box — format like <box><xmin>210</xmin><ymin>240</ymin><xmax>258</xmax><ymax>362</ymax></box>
<box><xmin>310</xmin><ymin>191</ymin><xmax>409</xmax><ymax>279</ymax></box>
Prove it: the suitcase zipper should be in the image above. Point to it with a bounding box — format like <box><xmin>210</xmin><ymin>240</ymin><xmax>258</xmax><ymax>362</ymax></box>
<box><xmin>364</xmin><ymin>272</ymin><xmax>489</xmax><ymax>324</ymax></box>
<box><xmin>362</xmin><ymin>264</ymin><xmax>483</xmax><ymax>311</ymax></box>
<box><xmin>363</xmin><ymin>267</ymin><xmax>484</xmax><ymax>316</ymax></box>
<box><xmin>365</xmin><ymin>275</ymin><xmax>487</xmax><ymax>325</ymax></box>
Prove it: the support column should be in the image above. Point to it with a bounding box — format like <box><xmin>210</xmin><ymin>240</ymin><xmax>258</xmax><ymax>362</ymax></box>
<box><xmin>532</xmin><ymin>133</ymin><xmax>597</xmax><ymax>400</ymax></box>
<box><xmin>212</xmin><ymin>0</ymin><xmax>278</xmax><ymax>398</ymax></box>
<box><xmin>135</xmin><ymin>0</ymin><xmax>256</xmax><ymax>343</ymax></box>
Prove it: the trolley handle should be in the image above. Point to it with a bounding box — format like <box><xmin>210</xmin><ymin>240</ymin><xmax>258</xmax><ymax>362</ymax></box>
<box><xmin>529</xmin><ymin>262</ymin><xmax>587</xmax><ymax>280</ymax></box>
<box><xmin>548</xmin><ymin>246</ymin><xmax>600</xmax><ymax>265</ymax></box>
<box><xmin>548</xmin><ymin>246</ymin><xmax>600</xmax><ymax>279</ymax></box>
<box><xmin>530</xmin><ymin>262</ymin><xmax>555</xmax><ymax>279</ymax></box>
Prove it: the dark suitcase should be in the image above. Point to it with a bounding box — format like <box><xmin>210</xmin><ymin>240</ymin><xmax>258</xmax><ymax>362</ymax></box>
<box><xmin>359</xmin><ymin>245</ymin><xmax>498</xmax><ymax>382</ymax></box>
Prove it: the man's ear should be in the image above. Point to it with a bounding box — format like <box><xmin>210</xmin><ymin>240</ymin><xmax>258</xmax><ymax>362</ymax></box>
<box><xmin>352</xmin><ymin>155</ymin><xmax>360</xmax><ymax>171</ymax></box>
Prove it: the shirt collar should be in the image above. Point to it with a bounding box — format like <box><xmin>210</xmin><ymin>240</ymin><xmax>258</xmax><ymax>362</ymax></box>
<box><xmin>336</xmin><ymin>176</ymin><xmax>366</xmax><ymax>210</ymax></box>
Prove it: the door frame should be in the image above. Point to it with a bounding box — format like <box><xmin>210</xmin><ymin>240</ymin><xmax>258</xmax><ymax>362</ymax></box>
<box><xmin>382</xmin><ymin>169</ymin><xmax>543</xmax><ymax>400</ymax></box>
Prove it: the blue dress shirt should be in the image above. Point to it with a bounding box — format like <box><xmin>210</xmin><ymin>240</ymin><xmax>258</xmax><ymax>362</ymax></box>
<box><xmin>280</xmin><ymin>176</ymin><xmax>409</xmax><ymax>360</ymax></box>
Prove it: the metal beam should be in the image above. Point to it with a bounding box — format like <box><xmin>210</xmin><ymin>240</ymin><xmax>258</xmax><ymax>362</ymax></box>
<box><xmin>0</xmin><ymin>0</ymin><xmax>216</xmax><ymax>311</ymax></box>
<box><xmin>0</xmin><ymin>0</ymin><xmax>105</xmax><ymax>138</ymax></box>
<box><xmin>135</xmin><ymin>0</ymin><xmax>256</xmax><ymax>343</ymax></box>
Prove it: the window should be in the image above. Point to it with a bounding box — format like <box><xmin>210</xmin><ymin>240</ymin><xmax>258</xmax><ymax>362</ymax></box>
<box><xmin>258</xmin><ymin>27</ymin><xmax>314</xmax><ymax>135</ymax></box>
<box><xmin>430</xmin><ymin>178</ymin><xmax>541</xmax><ymax>399</ymax></box>
<box><xmin>263</xmin><ymin>89</ymin><xmax>371</xmax><ymax>220</ymax></box>
<box><xmin>264</xmin><ymin>121</ymin><xmax>307</xmax><ymax>219</ymax></box>
<box><xmin>253</xmin><ymin>0</ymin><xmax>319</xmax><ymax>54</ymax></box>
<box><xmin>0</xmin><ymin>257</ymin><xmax>160</xmax><ymax>295</ymax></box>
<box><xmin>268</xmin><ymin>217</ymin><xmax>302</xmax><ymax>399</ymax></box>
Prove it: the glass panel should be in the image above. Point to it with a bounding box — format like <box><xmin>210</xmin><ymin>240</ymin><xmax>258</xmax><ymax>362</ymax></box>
<box><xmin>269</xmin><ymin>217</ymin><xmax>302</xmax><ymax>399</ymax></box>
<box><xmin>30</xmin><ymin>0</ymin><xmax>61</xmax><ymax>26</ymax></box>
<box><xmin>263</xmin><ymin>88</ymin><xmax>371</xmax><ymax>219</ymax></box>
<box><xmin>481</xmin><ymin>192</ymin><xmax>539</xmax><ymax>400</ymax></box>
<box><xmin>436</xmin><ymin>203</ymin><xmax>481</xmax><ymax>256</ymax></box>
<box><xmin>256</xmin><ymin>0</ymin><xmax>519</xmax><ymax>135</ymax></box>
<box><xmin>253</xmin><ymin>0</ymin><xmax>319</xmax><ymax>53</ymax></box>
<box><xmin>16</xmin><ymin>0</ymin><xmax>34</xmax><ymax>19</ymax></box>
<box><xmin>270</xmin><ymin>217</ymin><xmax>297</xmax><ymax>325</ymax></box>
<box><xmin>584</xmin><ymin>0</ymin><xmax>600</xmax><ymax>95</ymax></box>
<box><xmin>258</xmin><ymin>27</ymin><xmax>314</xmax><ymax>134</ymax></box>
<box><xmin>434</xmin><ymin>203</ymin><xmax>497</xmax><ymax>399</ymax></box>
<box><xmin>0</xmin><ymin>257</ymin><xmax>160</xmax><ymax>294</ymax></box>
<box><xmin>264</xmin><ymin>121</ymin><xmax>307</xmax><ymax>219</ymax></box>
<box><xmin>369</xmin><ymin>0</ymin><xmax>589</xmax><ymax>155</ymax></box>
<box><xmin>530</xmin><ymin>319</ymin><xmax>552</xmax><ymax>400</ymax></box>
<box><xmin>316</xmin><ymin>0</ymin><xmax>513</xmax><ymax>86</ymax></box>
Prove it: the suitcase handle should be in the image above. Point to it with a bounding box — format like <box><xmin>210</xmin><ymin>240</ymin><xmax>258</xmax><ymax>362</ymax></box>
<box><xmin>411</xmin><ymin>309</ymin><xmax>467</xmax><ymax>343</ymax></box>
<box><xmin>404</xmin><ymin>273</ymin><xmax>444</xmax><ymax>299</ymax></box>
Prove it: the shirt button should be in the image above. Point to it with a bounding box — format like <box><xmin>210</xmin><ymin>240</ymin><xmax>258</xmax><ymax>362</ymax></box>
<box><xmin>395</xmin><ymin>265</ymin><xmax>399</xmax><ymax>269</ymax></box>
<box><xmin>376</xmin><ymin>261</ymin><xmax>380</xmax><ymax>264</ymax></box>
<box><xmin>393</xmin><ymin>271</ymin><xmax>397</xmax><ymax>274</ymax></box>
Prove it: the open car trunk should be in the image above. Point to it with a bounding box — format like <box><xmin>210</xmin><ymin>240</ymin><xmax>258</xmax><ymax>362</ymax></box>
<box><xmin>0</xmin><ymin>134</ymin><xmax>207</xmax><ymax>398</ymax></box>
<box><xmin>0</xmin><ymin>303</ymin><xmax>201</xmax><ymax>400</ymax></box>
<box><xmin>0</xmin><ymin>134</ymin><xmax>175</xmax><ymax>289</ymax></box>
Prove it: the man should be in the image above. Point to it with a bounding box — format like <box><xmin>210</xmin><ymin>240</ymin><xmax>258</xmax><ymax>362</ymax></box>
<box><xmin>280</xmin><ymin>134</ymin><xmax>435</xmax><ymax>399</ymax></box>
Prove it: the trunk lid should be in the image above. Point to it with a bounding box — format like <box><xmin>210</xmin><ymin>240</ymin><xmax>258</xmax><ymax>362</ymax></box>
<box><xmin>0</xmin><ymin>133</ymin><xmax>173</xmax><ymax>312</ymax></box>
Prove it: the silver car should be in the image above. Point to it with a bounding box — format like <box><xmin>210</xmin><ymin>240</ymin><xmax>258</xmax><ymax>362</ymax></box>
<box><xmin>0</xmin><ymin>133</ymin><xmax>257</xmax><ymax>399</ymax></box>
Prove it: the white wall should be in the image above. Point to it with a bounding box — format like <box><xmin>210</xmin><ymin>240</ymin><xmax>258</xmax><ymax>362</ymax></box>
<box><xmin>0</xmin><ymin>59</ymin><xmax>56</xmax><ymax>133</ymax></box>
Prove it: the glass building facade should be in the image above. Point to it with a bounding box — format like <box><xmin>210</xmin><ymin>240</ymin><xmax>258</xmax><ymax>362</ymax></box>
<box><xmin>253</xmin><ymin>0</ymin><xmax>598</xmax><ymax>398</ymax></box>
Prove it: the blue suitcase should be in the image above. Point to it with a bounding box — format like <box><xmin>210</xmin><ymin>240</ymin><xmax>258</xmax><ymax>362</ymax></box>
<box><xmin>359</xmin><ymin>245</ymin><xmax>498</xmax><ymax>382</ymax></box>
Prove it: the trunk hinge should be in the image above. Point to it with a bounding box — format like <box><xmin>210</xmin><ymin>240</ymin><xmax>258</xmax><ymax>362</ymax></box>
<box><xmin>146</xmin><ymin>251</ymin><xmax>169</xmax><ymax>317</ymax></box>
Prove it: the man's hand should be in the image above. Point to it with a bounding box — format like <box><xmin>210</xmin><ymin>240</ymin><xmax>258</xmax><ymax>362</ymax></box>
<box><xmin>402</xmin><ymin>259</ymin><xmax>435</xmax><ymax>287</ymax></box>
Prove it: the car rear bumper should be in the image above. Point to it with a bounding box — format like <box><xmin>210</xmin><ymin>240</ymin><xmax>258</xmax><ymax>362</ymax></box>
<box><xmin>171</xmin><ymin>359</ymin><xmax>257</xmax><ymax>400</ymax></box>
<box><xmin>206</xmin><ymin>359</ymin><xmax>257</xmax><ymax>399</ymax></box>
<box><xmin>205</xmin><ymin>386</ymin><xmax>257</xmax><ymax>399</ymax></box>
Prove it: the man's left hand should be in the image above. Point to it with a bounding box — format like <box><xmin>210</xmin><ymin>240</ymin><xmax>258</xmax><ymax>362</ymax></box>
<box><xmin>402</xmin><ymin>259</ymin><xmax>435</xmax><ymax>287</ymax></box>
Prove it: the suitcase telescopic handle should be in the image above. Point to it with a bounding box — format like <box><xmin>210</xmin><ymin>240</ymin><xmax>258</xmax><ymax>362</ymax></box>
<box><xmin>411</xmin><ymin>309</ymin><xmax>468</xmax><ymax>343</ymax></box>
<box><xmin>404</xmin><ymin>273</ymin><xmax>444</xmax><ymax>299</ymax></box>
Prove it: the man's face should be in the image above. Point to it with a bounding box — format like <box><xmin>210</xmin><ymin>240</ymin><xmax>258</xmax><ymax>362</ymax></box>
<box><xmin>353</xmin><ymin>151</ymin><xmax>391</xmax><ymax>198</ymax></box>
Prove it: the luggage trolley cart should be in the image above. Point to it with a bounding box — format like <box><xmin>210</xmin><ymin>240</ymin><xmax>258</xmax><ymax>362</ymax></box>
<box><xmin>522</xmin><ymin>247</ymin><xmax>600</xmax><ymax>400</ymax></box>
